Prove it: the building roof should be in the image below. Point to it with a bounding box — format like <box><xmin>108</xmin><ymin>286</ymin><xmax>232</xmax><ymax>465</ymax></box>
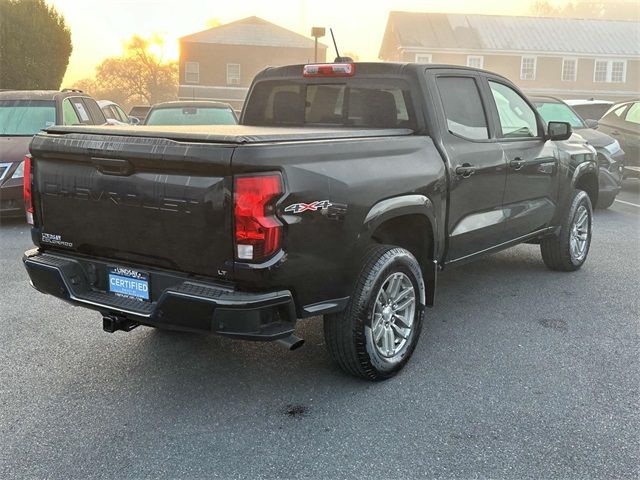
<box><xmin>380</xmin><ymin>12</ymin><xmax>640</xmax><ymax>58</ymax></box>
<box><xmin>181</xmin><ymin>16</ymin><xmax>327</xmax><ymax>50</ymax></box>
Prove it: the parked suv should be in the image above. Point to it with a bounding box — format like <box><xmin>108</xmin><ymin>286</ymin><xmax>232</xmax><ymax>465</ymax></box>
<box><xmin>98</xmin><ymin>100</ymin><xmax>137</xmax><ymax>125</ymax></box>
<box><xmin>0</xmin><ymin>89</ymin><xmax>105</xmax><ymax>218</ymax></box>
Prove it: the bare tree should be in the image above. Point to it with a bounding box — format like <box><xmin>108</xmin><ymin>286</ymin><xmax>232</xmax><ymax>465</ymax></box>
<box><xmin>73</xmin><ymin>35</ymin><xmax>178</xmax><ymax>109</ymax></box>
<box><xmin>530</xmin><ymin>0</ymin><xmax>640</xmax><ymax>21</ymax></box>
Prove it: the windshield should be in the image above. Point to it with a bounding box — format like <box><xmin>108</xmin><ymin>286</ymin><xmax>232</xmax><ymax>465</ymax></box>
<box><xmin>145</xmin><ymin>106</ymin><xmax>237</xmax><ymax>126</ymax></box>
<box><xmin>0</xmin><ymin>100</ymin><xmax>56</xmax><ymax>136</ymax></box>
<box><xmin>534</xmin><ymin>101</ymin><xmax>585</xmax><ymax>129</ymax></box>
<box><xmin>242</xmin><ymin>79</ymin><xmax>416</xmax><ymax>129</ymax></box>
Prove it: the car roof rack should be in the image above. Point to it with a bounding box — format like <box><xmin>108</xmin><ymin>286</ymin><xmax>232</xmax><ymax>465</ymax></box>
<box><xmin>60</xmin><ymin>88</ymin><xmax>84</xmax><ymax>93</ymax></box>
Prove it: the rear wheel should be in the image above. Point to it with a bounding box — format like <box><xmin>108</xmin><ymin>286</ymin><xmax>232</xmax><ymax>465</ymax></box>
<box><xmin>323</xmin><ymin>245</ymin><xmax>425</xmax><ymax>381</ymax></box>
<box><xmin>540</xmin><ymin>190</ymin><xmax>593</xmax><ymax>271</ymax></box>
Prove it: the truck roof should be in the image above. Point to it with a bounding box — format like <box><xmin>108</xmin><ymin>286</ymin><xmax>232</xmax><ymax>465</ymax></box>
<box><xmin>42</xmin><ymin>124</ymin><xmax>413</xmax><ymax>144</ymax></box>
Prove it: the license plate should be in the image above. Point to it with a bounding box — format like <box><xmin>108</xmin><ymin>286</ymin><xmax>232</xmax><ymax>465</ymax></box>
<box><xmin>108</xmin><ymin>267</ymin><xmax>149</xmax><ymax>301</ymax></box>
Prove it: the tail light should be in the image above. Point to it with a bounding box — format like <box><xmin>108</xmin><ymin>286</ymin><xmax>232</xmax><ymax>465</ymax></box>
<box><xmin>234</xmin><ymin>174</ymin><xmax>283</xmax><ymax>261</ymax></box>
<box><xmin>23</xmin><ymin>155</ymin><xmax>33</xmax><ymax>225</ymax></box>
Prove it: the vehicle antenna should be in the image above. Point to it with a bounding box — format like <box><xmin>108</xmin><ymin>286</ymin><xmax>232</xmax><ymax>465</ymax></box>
<box><xmin>330</xmin><ymin>28</ymin><xmax>341</xmax><ymax>61</ymax></box>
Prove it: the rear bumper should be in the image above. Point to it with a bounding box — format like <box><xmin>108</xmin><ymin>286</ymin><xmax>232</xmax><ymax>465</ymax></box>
<box><xmin>23</xmin><ymin>249</ymin><xmax>297</xmax><ymax>340</ymax></box>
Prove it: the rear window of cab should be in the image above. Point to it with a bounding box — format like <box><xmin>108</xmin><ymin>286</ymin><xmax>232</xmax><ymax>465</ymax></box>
<box><xmin>242</xmin><ymin>79</ymin><xmax>417</xmax><ymax>130</ymax></box>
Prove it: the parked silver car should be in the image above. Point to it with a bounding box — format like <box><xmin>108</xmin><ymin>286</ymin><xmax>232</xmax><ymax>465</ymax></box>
<box><xmin>98</xmin><ymin>100</ymin><xmax>138</xmax><ymax>125</ymax></box>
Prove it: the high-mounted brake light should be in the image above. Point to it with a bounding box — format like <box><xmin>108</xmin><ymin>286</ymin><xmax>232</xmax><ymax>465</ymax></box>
<box><xmin>22</xmin><ymin>155</ymin><xmax>33</xmax><ymax>225</ymax></box>
<box><xmin>303</xmin><ymin>63</ymin><xmax>355</xmax><ymax>77</ymax></box>
<box><xmin>234</xmin><ymin>174</ymin><xmax>283</xmax><ymax>262</ymax></box>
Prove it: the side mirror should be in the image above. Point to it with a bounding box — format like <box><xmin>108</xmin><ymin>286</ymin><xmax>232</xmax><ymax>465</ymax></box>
<box><xmin>584</xmin><ymin>119</ymin><xmax>598</xmax><ymax>129</ymax></box>
<box><xmin>129</xmin><ymin>117</ymin><xmax>140</xmax><ymax>125</ymax></box>
<box><xmin>547</xmin><ymin>121</ymin><xmax>572</xmax><ymax>141</ymax></box>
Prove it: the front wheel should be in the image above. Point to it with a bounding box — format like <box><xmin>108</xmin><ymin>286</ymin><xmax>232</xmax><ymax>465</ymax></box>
<box><xmin>323</xmin><ymin>245</ymin><xmax>426</xmax><ymax>381</ymax></box>
<box><xmin>540</xmin><ymin>189</ymin><xmax>593</xmax><ymax>271</ymax></box>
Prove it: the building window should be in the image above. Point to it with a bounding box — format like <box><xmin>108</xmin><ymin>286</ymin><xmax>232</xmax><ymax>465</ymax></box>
<box><xmin>415</xmin><ymin>54</ymin><xmax>432</xmax><ymax>64</ymax></box>
<box><xmin>467</xmin><ymin>55</ymin><xmax>484</xmax><ymax>69</ymax></box>
<box><xmin>594</xmin><ymin>60</ymin><xmax>608</xmax><ymax>82</ymax></box>
<box><xmin>185</xmin><ymin>62</ymin><xmax>199</xmax><ymax>84</ymax></box>
<box><xmin>561</xmin><ymin>58</ymin><xmax>577</xmax><ymax>82</ymax></box>
<box><xmin>594</xmin><ymin>59</ymin><xmax>627</xmax><ymax>83</ymax></box>
<box><xmin>611</xmin><ymin>61</ymin><xmax>626</xmax><ymax>83</ymax></box>
<box><xmin>520</xmin><ymin>56</ymin><xmax>536</xmax><ymax>80</ymax></box>
<box><xmin>227</xmin><ymin>63</ymin><xmax>241</xmax><ymax>85</ymax></box>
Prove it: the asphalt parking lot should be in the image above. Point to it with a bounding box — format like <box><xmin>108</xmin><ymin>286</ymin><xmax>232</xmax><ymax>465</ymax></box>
<box><xmin>1</xmin><ymin>181</ymin><xmax>638</xmax><ymax>479</ymax></box>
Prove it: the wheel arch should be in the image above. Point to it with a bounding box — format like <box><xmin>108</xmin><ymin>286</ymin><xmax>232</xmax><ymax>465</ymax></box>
<box><xmin>571</xmin><ymin>162</ymin><xmax>599</xmax><ymax>207</ymax></box>
<box><xmin>361</xmin><ymin>195</ymin><xmax>439</xmax><ymax>306</ymax></box>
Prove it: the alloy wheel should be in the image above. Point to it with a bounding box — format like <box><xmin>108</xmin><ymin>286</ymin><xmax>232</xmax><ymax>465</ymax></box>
<box><xmin>570</xmin><ymin>205</ymin><xmax>590</xmax><ymax>262</ymax></box>
<box><xmin>371</xmin><ymin>272</ymin><xmax>416</xmax><ymax>359</ymax></box>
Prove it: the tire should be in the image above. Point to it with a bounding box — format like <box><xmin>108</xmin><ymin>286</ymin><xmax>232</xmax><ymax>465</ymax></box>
<box><xmin>540</xmin><ymin>189</ymin><xmax>593</xmax><ymax>271</ymax></box>
<box><xmin>323</xmin><ymin>245</ymin><xmax>426</xmax><ymax>381</ymax></box>
<box><xmin>596</xmin><ymin>193</ymin><xmax>616</xmax><ymax>209</ymax></box>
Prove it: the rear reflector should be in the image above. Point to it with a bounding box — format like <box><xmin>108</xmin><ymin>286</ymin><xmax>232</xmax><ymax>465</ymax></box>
<box><xmin>303</xmin><ymin>63</ymin><xmax>355</xmax><ymax>77</ymax></box>
<box><xmin>234</xmin><ymin>174</ymin><xmax>283</xmax><ymax>261</ymax></box>
<box><xmin>23</xmin><ymin>155</ymin><xmax>33</xmax><ymax>225</ymax></box>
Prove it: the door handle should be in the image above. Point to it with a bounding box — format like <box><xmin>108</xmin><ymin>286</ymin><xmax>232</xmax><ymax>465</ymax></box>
<box><xmin>91</xmin><ymin>157</ymin><xmax>133</xmax><ymax>176</ymax></box>
<box><xmin>455</xmin><ymin>163</ymin><xmax>476</xmax><ymax>178</ymax></box>
<box><xmin>510</xmin><ymin>157</ymin><xmax>525</xmax><ymax>170</ymax></box>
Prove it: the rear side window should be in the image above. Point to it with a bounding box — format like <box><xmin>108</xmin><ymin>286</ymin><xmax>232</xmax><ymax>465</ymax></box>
<box><xmin>612</xmin><ymin>105</ymin><xmax>628</xmax><ymax>118</ymax></box>
<box><xmin>436</xmin><ymin>77</ymin><xmax>488</xmax><ymax>140</ymax></box>
<box><xmin>624</xmin><ymin>102</ymin><xmax>640</xmax><ymax>125</ymax></box>
<box><xmin>68</xmin><ymin>97</ymin><xmax>93</xmax><ymax>124</ymax></box>
<box><xmin>62</xmin><ymin>98</ymin><xmax>81</xmax><ymax>125</ymax></box>
<box><xmin>243</xmin><ymin>80</ymin><xmax>416</xmax><ymax>129</ymax></box>
<box><xmin>600</xmin><ymin>104</ymin><xmax>628</xmax><ymax>124</ymax></box>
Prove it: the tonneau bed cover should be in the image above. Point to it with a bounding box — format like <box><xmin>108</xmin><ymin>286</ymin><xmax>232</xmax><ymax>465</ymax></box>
<box><xmin>43</xmin><ymin>124</ymin><xmax>414</xmax><ymax>144</ymax></box>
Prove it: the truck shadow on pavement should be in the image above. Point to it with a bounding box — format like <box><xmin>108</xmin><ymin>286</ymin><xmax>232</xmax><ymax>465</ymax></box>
<box><xmin>70</xmin><ymin>242</ymin><xmax>570</xmax><ymax>412</ymax></box>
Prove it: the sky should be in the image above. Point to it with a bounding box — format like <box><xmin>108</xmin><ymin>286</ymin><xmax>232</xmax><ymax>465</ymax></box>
<box><xmin>49</xmin><ymin>0</ymin><xmax>560</xmax><ymax>86</ymax></box>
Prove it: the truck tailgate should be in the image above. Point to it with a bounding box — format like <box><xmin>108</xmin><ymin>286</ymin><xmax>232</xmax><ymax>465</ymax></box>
<box><xmin>29</xmin><ymin>132</ymin><xmax>235</xmax><ymax>277</ymax></box>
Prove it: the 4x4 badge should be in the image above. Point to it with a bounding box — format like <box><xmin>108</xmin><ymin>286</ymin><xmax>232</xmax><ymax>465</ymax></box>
<box><xmin>284</xmin><ymin>200</ymin><xmax>332</xmax><ymax>214</ymax></box>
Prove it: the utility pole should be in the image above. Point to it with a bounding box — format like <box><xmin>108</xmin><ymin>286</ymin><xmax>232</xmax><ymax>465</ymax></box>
<box><xmin>311</xmin><ymin>27</ymin><xmax>325</xmax><ymax>63</ymax></box>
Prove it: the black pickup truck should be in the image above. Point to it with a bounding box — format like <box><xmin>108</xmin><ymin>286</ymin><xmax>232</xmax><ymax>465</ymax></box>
<box><xmin>23</xmin><ymin>63</ymin><xmax>598</xmax><ymax>380</ymax></box>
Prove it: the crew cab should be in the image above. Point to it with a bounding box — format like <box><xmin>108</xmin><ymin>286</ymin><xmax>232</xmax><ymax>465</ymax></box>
<box><xmin>22</xmin><ymin>63</ymin><xmax>598</xmax><ymax>380</ymax></box>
